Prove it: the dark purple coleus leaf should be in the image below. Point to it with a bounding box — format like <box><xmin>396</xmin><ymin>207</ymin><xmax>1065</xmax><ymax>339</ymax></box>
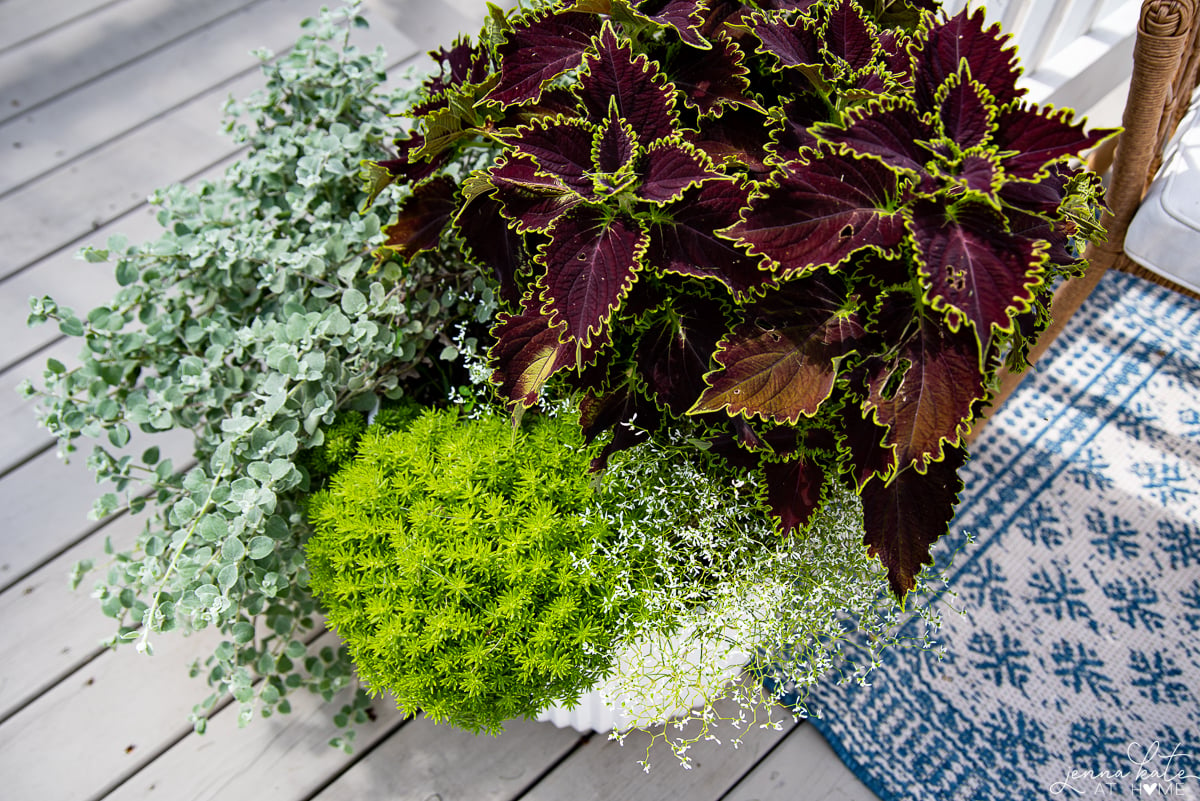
<box><xmin>373</xmin><ymin>131</ymin><xmax>449</xmax><ymax>192</ymax></box>
<box><xmin>822</xmin><ymin>0</ymin><xmax>877</xmax><ymax>72</ymax></box>
<box><xmin>863</xmin><ymin>297</ymin><xmax>984</xmax><ymax>472</ymax></box>
<box><xmin>876</xmin><ymin>30</ymin><xmax>913</xmax><ymax>81</ymax></box>
<box><xmin>815</xmin><ymin>99</ymin><xmax>931</xmax><ymax>176</ymax></box>
<box><xmin>631</xmin><ymin>0</ymin><xmax>708</xmax><ymax>48</ymax></box>
<box><xmin>579</xmin><ymin>382</ymin><xmax>663</xmax><ymax>469</ymax></box>
<box><xmin>663</xmin><ymin>31</ymin><xmax>755</xmax><ymax>116</ymax></box>
<box><xmin>937</xmin><ymin>73</ymin><xmax>995</xmax><ymax>149</ymax></box>
<box><xmin>490</xmin><ymin>294</ymin><xmax>610</xmax><ymax>408</ymax></box>
<box><xmin>764</xmin><ymin>455</ymin><xmax>826</xmax><ymax>535</ymax></box>
<box><xmin>771</xmin><ymin>94</ymin><xmax>833</xmax><ymax>162</ymax></box>
<box><xmin>577</xmin><ymin>24</ymin><xmax>678</xmax><ymax>145</ymax></box>
<box><xmin>1006</xmin><ymin>210</ymin><xmax>1077</xmax><ymax>269</ymax></box>
<box><xmin>638</xmin><ymin>142</ymin><xmax>721</xmax><ymax>203</ymax></box>
<box><xmin>646</xmin><ymin>179</ymin><xmax>772</xmax><ymax>296</ymax></box>
<box><xmin>507</xmin><ymin>117</ymin><xmax>596</xmax><ymax>198</ymax></box>
<box><xmin>952</xmin><ymin>155</ymin><xmax>1000</xmax><ymax>195</ymax></box>
<box><xmin>759</xmin><ymin>0</ymin><xmax>823</xmax><ymax>11</ymax></box>
<box><xmin>594</xmin><ymin>110</ymin><xmax>638</xmax><ymax>177</ymax></box>
<box><xmin>750</xmin><ymin>13</ymin><xmax>823</xmax><ymax>71</ymax></box>
<box><xmin>862</xmin><ymin>445</ymin><xmax>965</xmax><ymax>600</ymax></box>
<box><xmin>839</xmin><ymin>387</ymin><xmax>898</xmax><ymax>490</ymax></box>
<box><xmin>909</xmin><ymin>200</ymin><xmax>1045</xmax><ymax>351</ymax></box>
<box><xmin>380</xmin><ymin>176</ymin><xmax>458</xmax><ymax>261</ymax></box>
<box><xmin>635</xmin><ymin>295</ymin><xmax>727</xmax><ymax>416</ymax></box>
<box><xmin>687</xmin><ymin>108</ymin><xmax>776</xmax><ymax>177</ymax></box>
<box><xmin>488</xmin><ymin>153</ymin><xmax>583</xmax><ymax>233</ymax></box>
<box><xmin>487</xmin><ymin>11</ymin><xmax>600</xmax><ymax>107</ymax></box>
<box><xmin>691</xmin><ymin>272</ymin><xmax>865</xmax><ymax>423</ymax></box>
<box><xmin>725</xmin><ymin>149</ymin><xmax>908</xmax><ymax>279</ymax></box>
<box><xmin>454</xmin><ymin>193</ymin><xmax>525</xmax><ymax>304</ymax></box>
<box><xmin>413</xmin><ymin>36</ymin><xmax>492</xmax><ymax>116</ymax></box>
<box><xmin>992</xmin><ymin>105</ymin><xmax>1116</xmax><ymax>181</ymax></box>
<box><xmin>913</xmin><ymin>7</ymin><xmax>1023</xmax><ymax>115</ymax></box>
<box><xmin>538</xmin><ymin>208</ymin><xmax>648</xmax><ymax>348</ymax></box>
<box><xmin>998</xmin><ymin>163</ymin><xmax>1074</xmax><ymax>215</ymax></box>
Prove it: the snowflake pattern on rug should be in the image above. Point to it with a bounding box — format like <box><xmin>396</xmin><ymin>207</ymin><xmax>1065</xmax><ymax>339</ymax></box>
<box><xmin>806</xmin><ymin>272</ymin><xmax>1200</xmax><ymax>800</ymax></box>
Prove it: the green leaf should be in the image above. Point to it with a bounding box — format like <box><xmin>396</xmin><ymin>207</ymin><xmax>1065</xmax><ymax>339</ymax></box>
<box><xmin>218</xmin><ymin>564</ymin><xmax>239</xmax><ymax>593</ymax></box>
<box><xmin>247</xmin><ymin>537</ymin><xmax>275</xmax><ymax>560</ymax></box>
<box><xmin>341</xmin><ymin>289</ymin><xmax>367</xmax><ymax>315</ymax></box>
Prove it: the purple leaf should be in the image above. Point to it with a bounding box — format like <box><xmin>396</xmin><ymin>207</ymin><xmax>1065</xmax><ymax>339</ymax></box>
<box><xmin>909</xmin><ymin>200</ymin><xmax>1044</xmax><ymax>350</ymax></box>
<box><xmin>994</xmin><ymin>105</ymin><xmax>1116</xmax><ymax>180</ymax></box>
<box><xmin>631</xmin><ymin>0</ymin><xmax>708</xmax><ymax>48</ymax></box>
<box><xmin>664</xmin><ymin>31</ymin><xmax>755</xmax><ymax>115</ymax></box>
<box><xmin>937</xmin><ymin>73</ymin><xmax>995</xmax><ymax>148</ymax></box>
<box><xmin>635</xmin><ymin>295</ymin><xmax>727</xmax><ymax>416</ymax></box>
<box><xmin>998</xmin><ymin>164</ymin><xmax>1074</xmax><ymax>215</ymax></box>
<box><xmin>725</xmin><ymin>149</ymin><xmax>908</xmax><ymax>279</ymax></box>
<box><xmin>538</xmin><ymin>209</ymin><xmax>648</xmax><ymax>348</ymax></box>
<box><xmin>954</xmin><ymin>155</ymin><xmax>1000</xmax><ymax>195</ymax></box>
<box><xmin>862</xmin><ymin>445</ymin><xmax>965</xmax><ymax>600</ymax></box>
<box><xmin>381</xmin><ymin>176</ymin><xmax>457</xmax><ymax>261</ymax></box>
<box><xmin>840</xmin><ymin>391</ymin><xmax>898</xmax><ymax>489</ymax></box>
<box><xmin>488</xmin><ymin>154</ymin><xmax>583</xmax><ymax>233</ymax></box>
<box><xmin>750</xmin><ymin>13</ymin><xmax>823</xmax><ymax>70</ymax></box>
<box><xmin>863</xmin><ymin>299</ymin><xmax>984</xmax><ymax>472</ymax></box>
<box><xmin>454</xmin><ymin>193</ymin><xmax>525</xmax><ymax>304</ymax></box>
<box><xmin>509</xmin><ymin>117</ymin><xmax>596</xmax><ymax>197</ymax></box>
<box><xmin>823</xmin><ymin>0</ymin><xmax>877</xmax><ymax>72</ymax></box>
<box><xmin>771</xmin><ymin>94</ymin><xmax>833</xmax><ymax>162</ymax></box>
<box><xmin>816</xmin><ymin>99</ymin><xmax>932</xmax><ymax>176</ymax></box>
<box><xmin>638</xmin><ymin>142</ymin><xmax>721</xmax><ymax>204</ymax></box>
<box><xmin>487</xmin><ymin>11</ymin><xmax>600</xmax><ymax>107</ymax></box>
<box><xmin>912</xmin><ymin>7</ymin><xmax>1023</xmax><ymax>114</ymax></box>
<box><xmin>686</xmin><ymin>108</ymin><xmax>776</xmax><ymax>177</ymax></box>
<box><xmin>764</xmin><ymin>456</ymin><xmax>827</xmax><ymax>535</ymax></box>
<box><xmin>577</xmin><ymin>24</ymin><xmax>677</xmax><ymax>145</ymax></box>
<box><xmin>594</xmin><ymin>110</ymin><xmax>637</xmax><ymax>176</ymax></box>
<box><xmin>647</xmin><ymin>179</ymin><xmax>772</xmax><ymax>295</ymax></box>
<box><xmin>691</xmin><ymin>273</ymin><xmax>864</xmax><ymax>423</ymax></box>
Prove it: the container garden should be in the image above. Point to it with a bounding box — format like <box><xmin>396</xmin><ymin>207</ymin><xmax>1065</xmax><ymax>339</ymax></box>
<box><xmin>25</xmin><ymin>0</ymin><xmax>1113</xmax><ymax>765</ymax></box>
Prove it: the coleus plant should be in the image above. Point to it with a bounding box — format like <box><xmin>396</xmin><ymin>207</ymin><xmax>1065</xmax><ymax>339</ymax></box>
<box><xmin>366</xmin><ymin>0</ymin><xmax>1113</xmax><ymax>599</ymax></box>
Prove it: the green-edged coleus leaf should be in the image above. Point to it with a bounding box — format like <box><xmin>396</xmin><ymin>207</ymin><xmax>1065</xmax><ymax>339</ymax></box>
<box><xmin>593</xmin><ymin>109</ymin><xmax>638</xmax><ymax>178</ymax></box>
<box><xmin>486</xmin><ymin>10</ymin><xmax>601</xmax><ymax>107</ymax></box>
<box><xmin>935</xmin><ymin>70</ymin><xmax>996</xmax><ymax>150</ymax></box>
<box><xmin>862</xmin><ymin>295</ymin><xmax>984</xmax><ymax>472</ymax></box>
<box><xmin>1006</xmin><ymin>210</ymin><xmax>1077</xmax><ymax>270</ymax></box>
<box><xmin>638</xmin><ymin>141</ymin><xmax>722</xmax><ymax>203</ymax></box>
<box><xmin>821</xmin><ymin>0</ymin><xmax>877</xmax><ymax>73</ymax></box>
<box><xmin>725</xmin><ymin>148</ymin><xmax>908</xmax><ymax>279</ymax></box>
<box><xmin>909</xmin><ymin>200</ymin><xmax>1046</xmax><ymax>352</ymax></box>
<box><xmin>413</xmin><ymin>36</ymin><xmax>492</xmax><ymax>116</ymax></box>
<box><xmin>380</xmin><ymin>176</ymin><xmax>458</xmax><ymax>261</ymax></box>
<box><xmin>998</xmin><ymin>163</ymin><xmax>1074</xmax><ymax>215</ymax></box>
<box><xmin>577</xmin><ymin>24</ymin><xmax>678</xmax><ymax>145</ymax></box>
<box><xmin>764</xmin><ymin>455</ymin><xmax>826</xmax><ymax>534</ymax></box>
<box><xmin>992</xmin><ymin>104</ymin><xmax>1116</xmax><ymax>181</ymax></box>
<box><xmin>690</xmin><ymin>271</ymin><xmax>865</xmax><ymax>423</ymax></box>
<box><xmin>488</xmin><ymin>153</ymin><xmax>584</xmax><ymax>233</ymax></box>
<box><xmin>876</xmin><ymin>30</ymin><xmax>913</xmax><ymax>80</ymax></box>
<box><xmin>507</xmin><ymin>116</ymin><xmax>597</xmax><ymax>198</ymax></box>
<box><xmin>862</xmin><ymin>444</ymin><xmax>965</xmax><ymax>600</ymax></box>
<box><xmin>912</xmin><ymin>7</ymin><xmax>1023</xmax><ymax>114</ymax></box>
<box><xmin>750</xmin><ymin>13</ymin><xmax>823</xmax><ymax>71</ymax></box>
<box><xmin>537</xmin><ymin>207</ymin><xmax>648</xmax><ymax>348</ymax></box>
<box><xmin>646</xmin><ymin>179</ymin><xmax>772</xmax><ymax>295</ymax></box>
<box><xmin>663</xmin><ymin>31</ymin><xmax>756</xmax><ymax>115</ymax></box>
<box><xmin>840</xmin><ymin>387</ymin><xmax>898</xmax><ymax>490</ymax></box>
<box><xmin>490</xmin><ymin>294</ymin><xmax>610</xmax><ymax>408</ymax></box>
<box><xmin>454</xmin><ymin>193</ymin><xmax>526</xmax><ymax>304</ymax></box>
<box><xmin>815</xmin><ymin>98</ymin><xmax>932</xmax><ymax>177</ymax></box>
<box><xmin>770</xmin><ymin>94</ymin><xmax>833</xmax><ymax>163</ymax></box>
<box><xmin>629</xmin><ymin>0</ymin><xmax>709</xmax><ymax>48</ymax></box>
<box><xmin>635</xmin><ymin>294</ymin><xmax>727</xmax><ymax>416</ymax></box>
<box><xmin>687</xmin><ymin>108</ymin><xmax>776</xmax><ymax>177</ymax></box>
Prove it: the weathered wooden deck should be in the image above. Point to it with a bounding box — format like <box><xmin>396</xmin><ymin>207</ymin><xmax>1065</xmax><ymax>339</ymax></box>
<box><xmin>0</xmin><ymin>2</ymin><xmax>1133</xmax><ymax>799</ymax></box>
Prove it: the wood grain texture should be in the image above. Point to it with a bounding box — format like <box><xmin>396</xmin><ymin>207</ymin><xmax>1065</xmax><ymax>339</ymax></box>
<box><xmin>721</xmin><ymin>723</ymin><xmax>882</xmax><ymax>801</ymax></box>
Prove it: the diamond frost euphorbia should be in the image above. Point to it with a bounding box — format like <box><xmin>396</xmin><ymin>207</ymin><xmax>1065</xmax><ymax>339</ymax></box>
<box><xmin>367</xmin><ymin>0</ymin><xmax>1114</xmax><ymax>599</ymax></box>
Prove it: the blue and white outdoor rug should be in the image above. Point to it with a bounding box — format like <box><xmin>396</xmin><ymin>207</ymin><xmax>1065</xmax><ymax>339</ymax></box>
<box><xmin>808</xmin><ymin>271</ymin><xmax>1200</xmax><ymax>800</ymax></box>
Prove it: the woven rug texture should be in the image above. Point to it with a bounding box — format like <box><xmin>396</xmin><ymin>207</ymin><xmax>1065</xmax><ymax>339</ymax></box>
<box><xmin>807</xmin><ymin>271</ymin><xmax>1200</xmax><ymax>800</ymax></box>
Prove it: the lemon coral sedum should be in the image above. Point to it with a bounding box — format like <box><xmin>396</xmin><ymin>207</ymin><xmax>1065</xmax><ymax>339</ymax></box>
<box><xmin>305</xmin><ymin>406</ymin><xmax>642</xmax><ymax>734</ymax></box>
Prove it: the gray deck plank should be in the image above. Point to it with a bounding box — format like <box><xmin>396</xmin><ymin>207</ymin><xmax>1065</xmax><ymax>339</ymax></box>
<box><xmin>0</xmin><ymin>0</ymin><xmax>258</xmax><ymax>125</ymax></box>
<box><xmin>0</xmin><ymin>0</ymin><xmax>345</xmax><ymax>195</ymax></box>
<box><xmin>310</xmin><ymin>716</ymin><xmax>584</xmax><ymax>801</ymax></box>
<box><xmin>722</xmin><ymin>723</ymin><xmax>882</xmax><ymax>801</ymax></box>
<box><xmin>101</xmin><ymin>634</ymin><xmax>407</xmax><ymax>801</ymax></box>
<box><xmin>0</xmin><ymin>510</ymin><xmax>145</xmax><ymax>721</ymax></box>
<box><xmin>0</xmin><ymin>0</ymin><xmax>124</xmax><ymax>54</ymax></box>
<box><xmin>0</xmin><ymin>13</ymin><xmax>418</xmax><ymax>279</ymax></box>
<box><xmin>0</xmin><ymin>623</ymin><xmax>227</xmax><ymax>801</ymax></box>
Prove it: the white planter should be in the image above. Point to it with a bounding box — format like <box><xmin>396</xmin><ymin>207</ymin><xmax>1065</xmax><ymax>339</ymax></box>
<box><xmin>535</xmin><ymin>627</ymin><xmax>751</xmax><ymax>733</ymax></box>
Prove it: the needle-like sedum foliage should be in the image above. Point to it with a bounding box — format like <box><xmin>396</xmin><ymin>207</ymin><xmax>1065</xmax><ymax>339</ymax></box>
<box><xmin>305</xmin><ymin>406</ymin><xmax>645</xmax><ymax>733</ymax></box>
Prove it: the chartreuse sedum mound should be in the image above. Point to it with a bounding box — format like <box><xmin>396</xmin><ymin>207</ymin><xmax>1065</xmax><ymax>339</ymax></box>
<box><xmin>304</xmin><ymin>405</ymin><xmax>648</xmax><ymax>734</ymax></box>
